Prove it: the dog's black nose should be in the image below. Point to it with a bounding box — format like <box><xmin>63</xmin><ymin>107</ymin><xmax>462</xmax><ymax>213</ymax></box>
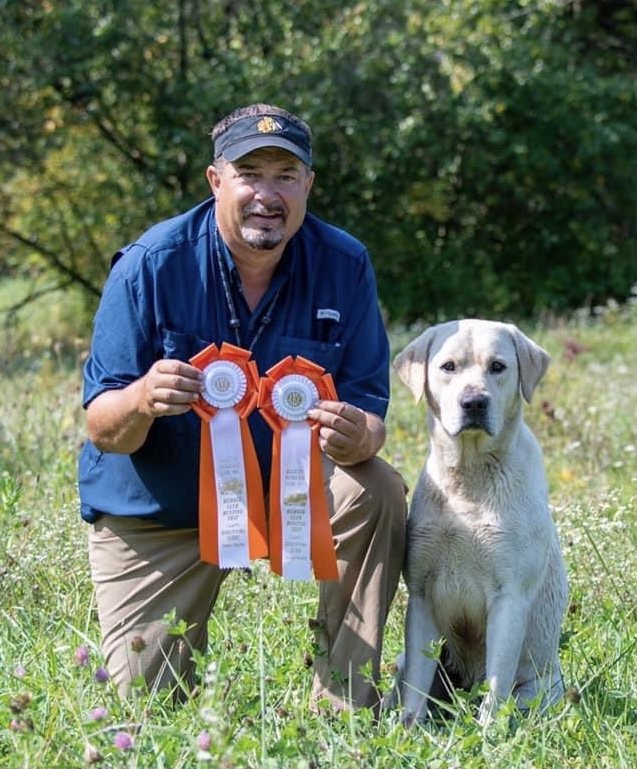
<box><xmin>459</xmin><ymin>391</ymin><xmax>489</xmax><ymax>412</ymax></box>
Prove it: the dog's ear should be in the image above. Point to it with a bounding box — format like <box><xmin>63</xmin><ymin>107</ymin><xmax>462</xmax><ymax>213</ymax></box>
<box><xmin>509</xmin><ymin>325</ymin><xmax>550</xmax><ymax>403</ymax></box>
<box><xmin>393</xmin><ymin>328</ymin><xmax>437</xmax><ymax>402</ymax></box>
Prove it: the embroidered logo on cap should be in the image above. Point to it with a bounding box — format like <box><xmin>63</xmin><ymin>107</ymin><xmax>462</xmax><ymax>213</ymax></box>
<box><xmin>257</xmin><ymin>117</ymin><xmax>283</xmax><ymax>134</ymax></box>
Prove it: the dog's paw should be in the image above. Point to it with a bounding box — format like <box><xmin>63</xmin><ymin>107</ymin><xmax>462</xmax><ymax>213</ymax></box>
<box><xmin>401</xmin><ymin>710</ymin><xmax>417</xmax><ymax>728</ymax></box>
<box><xmin>400</xmin><ymin>708</ymin><xmax>429</xmax><ymax>728</ymax></box>
<box><xmin>381</xmin><ymin>690</ymin><xmax>429</xmax><ymax>728</ymax></box>
<box><xmin>477</xmin><ymin>694</ymin><xmax>498</xmax><ymax>727</ymax></box>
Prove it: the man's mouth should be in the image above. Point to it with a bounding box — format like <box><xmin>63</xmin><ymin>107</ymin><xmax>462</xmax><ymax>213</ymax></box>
<box><xmin>243</xmin><ymin>208</ymin><xmax>284</xmax><ymax>222</ymax></box>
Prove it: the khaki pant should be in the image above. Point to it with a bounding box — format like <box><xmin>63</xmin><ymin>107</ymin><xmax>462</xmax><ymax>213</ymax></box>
<box><xmin>88</xmin><ymin>455</ymin><xmax>406</xmax><ymax>710</ymax></box>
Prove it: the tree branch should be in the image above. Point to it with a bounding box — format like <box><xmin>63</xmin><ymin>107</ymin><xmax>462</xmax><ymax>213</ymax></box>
<box><xmin>0</xmin><ymin>224</ymin><xmax>103</xmax><ymax>298</ymax></box>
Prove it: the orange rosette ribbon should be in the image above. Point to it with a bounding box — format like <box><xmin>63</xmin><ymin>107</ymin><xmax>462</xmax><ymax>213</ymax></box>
<box><xmin>258</xmin><ymin>355</ymin><xmax>339</xmax><ymax>581</ymax></box>
<box><xmin>190</xmin><ymin>342</ymin><xmax>268</xmax><ymax>568</ymax></box>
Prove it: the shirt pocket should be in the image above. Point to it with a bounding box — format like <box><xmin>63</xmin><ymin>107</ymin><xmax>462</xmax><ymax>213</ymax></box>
<box><xmin>161</xmin><ymin>328</ymin><xmax>212</xmax><ymax>361</ymax></box>
<box><xmin>276</xmin><ymin>335</ymin><xmax>345</xmax><ymax>375</ymax></box>
<box><xmin>159</xmin><ymin>329</ymin><xmax>211</xmax><ymax>441</ymax></box>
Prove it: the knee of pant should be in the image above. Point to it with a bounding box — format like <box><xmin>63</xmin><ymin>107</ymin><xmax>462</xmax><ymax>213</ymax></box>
<box><xmin>371</xmin><ymin>461</ymin><xmax>408</xmax><ymax>524</ymax></box>
<box><xmin>376</xmin><ymin>466</ymin><xmax>407</xmax><ymax>558</ymax></box>
<box><xmin>331</xmin><ymin>457</ymin><xmax>407</xmax><ymax>530</ymax></box>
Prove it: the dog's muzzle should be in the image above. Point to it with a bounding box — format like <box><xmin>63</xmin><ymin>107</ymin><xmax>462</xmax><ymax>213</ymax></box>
<box><xmin>458</xmin><ymin>390</ymin><xmax>492</xmax><ymax>433</ymax></box>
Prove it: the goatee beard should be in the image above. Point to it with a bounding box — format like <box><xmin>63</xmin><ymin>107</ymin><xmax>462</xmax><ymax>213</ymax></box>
<box><xmin>241</xmin><ymin>228</ymin><xmax>284</xmax><ymax>250</ymax></box>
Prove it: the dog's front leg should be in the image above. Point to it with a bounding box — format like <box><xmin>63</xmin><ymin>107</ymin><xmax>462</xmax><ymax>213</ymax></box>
<box><xmin>478</xmin><ymin>594</ymin><xmax>529</xmax><ymax>726</ymax></box>
<box><xmin>401</xmin><ymin>593</ymin><xmax>441</xmax><ymax>725</ymax></box>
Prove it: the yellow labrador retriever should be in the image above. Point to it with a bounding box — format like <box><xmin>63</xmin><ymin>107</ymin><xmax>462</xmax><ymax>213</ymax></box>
<box><xmin>390</xmin><ymin>319</ymin><xmax>568</xmax><ymax>726</ymax></box>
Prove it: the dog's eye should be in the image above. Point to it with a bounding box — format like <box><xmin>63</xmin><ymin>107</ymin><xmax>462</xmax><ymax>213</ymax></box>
<box><xmin>490</xmin><ymin>361</ymin><xmax>507</xmax><ymax>373</ymax></box>
<box><xmin>440</xmin><ymin>361</ymin><xmax>456</xmax><ymax>372</ymax></box>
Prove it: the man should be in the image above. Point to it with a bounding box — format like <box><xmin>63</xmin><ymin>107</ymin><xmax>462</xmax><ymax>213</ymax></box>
<box><xmin>79</xmin><ymin>103</ymin><xmax>406</xmax><ymax>712</ymax></box>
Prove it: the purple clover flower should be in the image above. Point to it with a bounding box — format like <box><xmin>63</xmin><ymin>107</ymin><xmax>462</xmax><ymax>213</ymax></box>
<box><xmin>113</xmin><ymin>731</ymin><xmax>134</xmax><ymax>751</ymax></box>
<box><xmin>94</xmin><ymin>667</ymin><xmax>110</xmax><ymax>683</ymax></box>
<box><xmin>196</xmin><ymin>730</ymin><xmax>212</xmax><ymax>751</ymax></box>
<box><xmin>74</xmin><ymin>645</ymin><xmax>90</xmax><ymax>666</ymax></box>
<box><xmin>89</xmin><ymin>706</ymin><xmax>109</xmax><ymax>721</ymax></box>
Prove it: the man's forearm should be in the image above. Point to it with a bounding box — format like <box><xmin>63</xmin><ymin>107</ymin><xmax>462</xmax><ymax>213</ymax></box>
<box><xmin>86</xmin><ymin>381</ymin><xmax>154</xmax><ymax>454</ymax></box>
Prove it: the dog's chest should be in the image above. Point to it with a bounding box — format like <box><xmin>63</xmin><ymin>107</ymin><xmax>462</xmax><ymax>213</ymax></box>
<box><xmin>406</xmin><ymin>511</ymin><xmax>509</xmax><ymax>615</ymax></box>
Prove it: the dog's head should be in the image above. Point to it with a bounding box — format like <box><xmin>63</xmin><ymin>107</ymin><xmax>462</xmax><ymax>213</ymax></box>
<box><xmin>393</xmin><ymin>319</ymin><xmax>549</xmax><ymax>439</ymax></box>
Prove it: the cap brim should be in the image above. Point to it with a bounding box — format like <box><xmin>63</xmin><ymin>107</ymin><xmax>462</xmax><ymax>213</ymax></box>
<box><xmin>222</xmin><ymin>136</ymin><xmax>312</xmax><ymax>166</ymax></box>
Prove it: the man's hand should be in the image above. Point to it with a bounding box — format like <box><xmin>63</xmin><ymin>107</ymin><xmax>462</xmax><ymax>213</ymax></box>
<box><xmin>306</xmin><ymin>400</ymin><xmax>386</xmax><ymax>466</ymax></box>
<box><xmin>138</xmin><ymin>360</ymin><xmax>204</xmax><ymax>417</ymax></box>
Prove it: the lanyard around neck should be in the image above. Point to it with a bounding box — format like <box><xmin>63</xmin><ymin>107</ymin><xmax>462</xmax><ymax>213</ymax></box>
<box><xmin>214</xmin><ymin>226</ymin><xmax>283</xmax><ymax>353</ymax></box>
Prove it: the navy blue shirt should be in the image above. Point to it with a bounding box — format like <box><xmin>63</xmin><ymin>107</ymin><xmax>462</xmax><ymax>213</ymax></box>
<box><xmin>79</xmin><ymin>198</ymin><xmax>390</xmax><ymax>528</ymax></box>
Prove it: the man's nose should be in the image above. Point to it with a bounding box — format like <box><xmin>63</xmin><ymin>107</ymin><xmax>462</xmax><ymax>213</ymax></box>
<box><xmin>253</xmin><ymin>179</ymin><xmax>280</xmax><ymax>201</ymax></box>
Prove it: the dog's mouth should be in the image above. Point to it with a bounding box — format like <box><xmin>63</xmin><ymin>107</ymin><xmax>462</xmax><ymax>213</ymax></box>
<box><xmin>452</xmin><ymin>391</ymin><xmax>495</xmax><ymax>436</ymax></box>
<box><xmin>454</xmin><ymin>417</ymin><xmax>495</xmax><ymax>437</ymax></box>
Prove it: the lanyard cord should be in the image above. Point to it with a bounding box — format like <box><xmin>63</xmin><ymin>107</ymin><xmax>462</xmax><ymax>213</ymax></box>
<box><xmin>214</xmin><ymin>226</ymin><xmax>283</xmax><ymax>352</ymax></box>
<box><xmin>215</xmin><ymin>226</ymin><xmax>241</xmax><ymax>346</ymax></box>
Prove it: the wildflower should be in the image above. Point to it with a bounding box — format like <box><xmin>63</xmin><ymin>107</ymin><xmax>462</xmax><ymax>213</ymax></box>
<box><xmin>9</xmin><ymin>692</ymin><xmax>32</xmax><ymax>714</ymax></box>
<box><xmin>113</xmin><ymin>731</ymin><xmax>135</xmax><ymax>751</ymax></box>
<box><xmin>563</xmin><ymin>339</ymin><xmax>590</xmax><ymax>361</ymax></box>
<box><xmin>94</xmin><ymin>667</ymin><xmax>110</xmax><ymax>683</ymax></box>
<box><xmin>203</xmin><ymin>661</ymin><xmax>218</xmax><ymax>685</ymax></box>
<box><xmin>84</xmin><ymin>743</ymin><xmax>102</xmax><ymax>764</ymax></box>
<box><xmin>541</xmin><ymin>400</ymin><xmax>556</xmax><ymax>420</ymax></box>
<box><xmin>13</xmin><ymin>664</ymin><xmax>27</xmax><ymax>679</ymax></box>
<box><xmin>74</xmin><ymin>645</ymin><xmax>90</xmax><ymax>666</ymax></box>
<box><xmin>89</xmin><ymin>706</ymin><xmax>109</xmax><ymax>721</ymax></box>
<box><xmin>130</xmin><ymin>635</ymin><xmax>147</xmax><ymax>653</ymax></box>
<box><xmin>9</xmin><ymin>717</ymin><xmax>33</xmax><ymax>732</ymax></box>
<box><xmin>196</xmin><ymin>730</ymin><xmax>211</xmax><ymax>751</ymax></box>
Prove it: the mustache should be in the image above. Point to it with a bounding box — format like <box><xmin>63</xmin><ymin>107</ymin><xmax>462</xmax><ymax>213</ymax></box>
<box><xmin>242</xmin><ymin>204</ymin><xmax>285</xmax><ymax>218</ymax></box>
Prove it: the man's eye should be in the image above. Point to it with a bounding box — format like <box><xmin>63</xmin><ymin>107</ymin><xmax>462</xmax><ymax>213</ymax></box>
<box><xmin>440</xmin><ymin>361</ymin><xmax>455</xmax><ymax>372</ymax></box>
<box><xmin>490</xmin><ymin>360</ymin><xmax>506</xmax><ymax>373</ymax></box>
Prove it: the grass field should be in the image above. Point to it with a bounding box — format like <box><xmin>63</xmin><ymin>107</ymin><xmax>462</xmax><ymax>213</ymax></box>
<box><xmin>1</xmin><ymin>291</ymin><xmax>635</xmax><ymax>768</ymax></box>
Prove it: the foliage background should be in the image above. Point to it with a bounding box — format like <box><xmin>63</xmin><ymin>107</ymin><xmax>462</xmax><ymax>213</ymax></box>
<box><xmin>1</xmin><ymin>3</ymin><xmax>635</xmax><ymax>765</ymax></box>
<box><xmin>1</xmin><ymin>0</ymin><xmax>636</xmax><ymax>325</ymax></box>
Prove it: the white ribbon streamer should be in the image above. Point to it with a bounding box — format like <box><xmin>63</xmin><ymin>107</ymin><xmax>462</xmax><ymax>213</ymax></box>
<box><xmin>279</xmin><ymin>421</ymin><xmax>312</xmax><ymax>580</ymax></box>
<box><xmin>209</xmin><ymin>408</ymin><xmax>250</xmax><ymax>569</ymax></box>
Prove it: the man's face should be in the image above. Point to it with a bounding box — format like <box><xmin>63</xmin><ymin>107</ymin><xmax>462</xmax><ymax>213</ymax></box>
<box><xmin>208</xmin><ymin>148</ymin><xmax>314</xmax><ymax>253</ymax></box>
